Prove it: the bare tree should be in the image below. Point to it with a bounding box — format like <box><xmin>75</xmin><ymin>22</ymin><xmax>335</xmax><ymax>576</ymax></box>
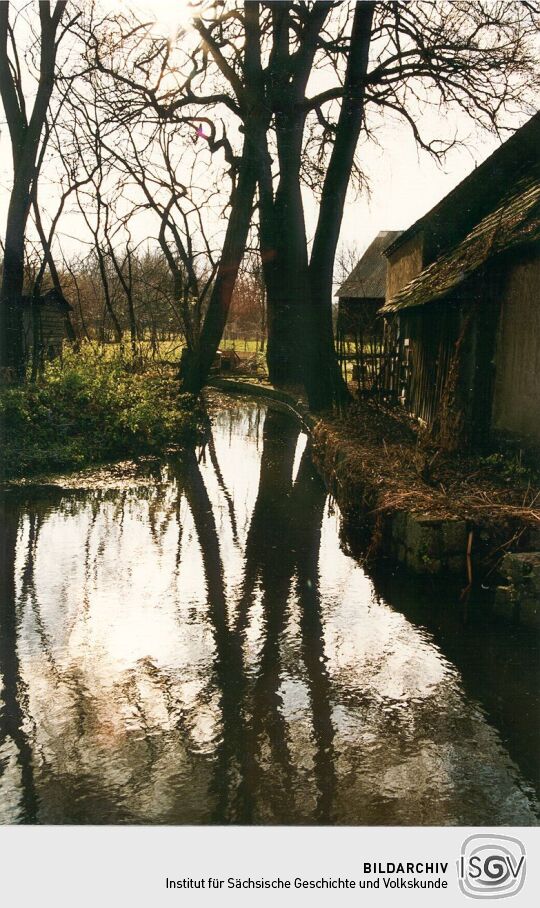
<box><xmin>0</xmin><ymin>1</ymin><xmax>69</xmax><ymax>380</ymax></box>
<box><xmin>158</xmin><ymin>1</ymin><xmax>538</xmax><ymax>409</ymax></box>
<box><xmin>104</xmin><ymin>123</ymin><xmax>220</xmax><ymax>356</ymax></box>
<box><xmin>81</xmin><ymin>3</ymin><xmax>270</xmax><ymax>391</ymax></box>
<box><xmin>255</xmin><ymin>0</ymin><xmax>539</xmax><ymax>408</ymax></box>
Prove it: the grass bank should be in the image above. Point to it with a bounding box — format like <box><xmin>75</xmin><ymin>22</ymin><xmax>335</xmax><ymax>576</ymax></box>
<box><xmin>0</xmin><ymin>348</ymin><xmax>204</xmax><ymax>480</ymax></box>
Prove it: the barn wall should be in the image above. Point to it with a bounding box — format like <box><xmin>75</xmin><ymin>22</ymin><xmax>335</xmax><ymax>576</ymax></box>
<box><xmin>386</xmin><ymin>233</ymin><xmax>424</xmax><ymax>300</ymax></box>
<box><xmin>22</xmin><ymin>305</ymin><xmax>67</xmax><ymax>360</ymax></box>
<box><xmin>401</xmin><ymin>301</ymin><xmax>467</xmax><ymax>444</ymax></box>
<box><xmin>492</xmin><ymin>254</ymin><xmax>540</xmax><ymax>445</ymax></box>
<box><xmin>337</xmin><ymin>297</ymin><xmax>382</xmax><ymax>334</ymax></box>
<box><xmin>40</xmin><ymin>307</ymin><xmax>66</xmax><ymax>353</ymax></box>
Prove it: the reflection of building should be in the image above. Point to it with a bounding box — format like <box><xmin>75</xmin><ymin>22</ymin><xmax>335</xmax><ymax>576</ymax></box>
<box><xmin>336</xmin><ymin>231</ymin><xmax>401</xmax><ymax>389</ymax></box>
<box><xmin>22</xmin><ymin>288</ymin><xmax>74</xmax><ymax>363</ymax></box>
<box><xmin>381</xmin><ymin>112</ymin><xmax>540</xmax><ymax>450</ymax></box>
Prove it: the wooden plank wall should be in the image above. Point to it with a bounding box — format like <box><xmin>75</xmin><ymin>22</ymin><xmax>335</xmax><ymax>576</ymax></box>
<box><xmin>23</xmin><ymin>305</ymin><xmax>67</xmax><ymax>361</ymax></box>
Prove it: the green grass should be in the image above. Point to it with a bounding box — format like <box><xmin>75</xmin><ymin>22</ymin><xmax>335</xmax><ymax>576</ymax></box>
<box><xmin>89</xmin><ymin>336</ymin><xmax>265</xmax><ymax>358</ymax></box>
<box><xmin>0</xmin><ymin>346</ymin><xmax>204</xmax><ymax>480</ymax></box>
<box><xmin>220</xmin><ymin>338</ymin><xmax>263</xmax><ymax>353</ymax></box>
<box><xmin>86</xmin><ymin>337</ymin><xmax>184</xmax><ymax>361</ymax></box>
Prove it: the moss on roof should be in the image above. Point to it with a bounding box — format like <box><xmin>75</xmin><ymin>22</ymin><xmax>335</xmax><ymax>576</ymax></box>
<box><xmin>382</xmin><ymin>164</ymin><xmax>540</xmax><ymax>314</ymax></box>
<box><xmin>384</xmin><ymin>112</ymin><xmax>540</xmax><ymax>263</ymax></box>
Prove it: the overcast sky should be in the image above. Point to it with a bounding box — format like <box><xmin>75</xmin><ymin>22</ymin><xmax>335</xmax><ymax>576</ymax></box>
<box><xmin>312</xmin><ymin>117</ymin><xmax>506</xmax><ymax>267</ymax></box>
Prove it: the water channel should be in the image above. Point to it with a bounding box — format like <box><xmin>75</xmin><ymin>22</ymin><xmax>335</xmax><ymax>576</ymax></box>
<box><xmin>0</xmin><ymin>397</ymin><xmax>538</xmax><ymax>824</ymax></box>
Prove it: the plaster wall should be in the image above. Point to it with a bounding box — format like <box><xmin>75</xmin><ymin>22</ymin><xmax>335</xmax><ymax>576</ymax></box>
<box><xmin>385</xmin><ymin>233</ymin><xmax>424</xmax><ymax>301</ymax></box>
<box><xmin>492</xmin><ymin>254</ymin><xmax>540</xmax><ymax>445</ymax></box>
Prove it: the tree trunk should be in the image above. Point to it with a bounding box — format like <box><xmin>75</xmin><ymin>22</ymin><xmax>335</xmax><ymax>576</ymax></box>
<box><xmin>178</xmin><ymin>2</ymin><xmax>268</xmax><ymax>394</ymax></box>
<box><xmin>306</xmin><ymin>2</ymin><xmax>374</xmax><ymax>410</ymax></box>
<box><xmin>259</xmin><ymin>2</ymin><xmax>327</xmax><ymax>389</ymax></box>
<box><xmin>257</xmin><ymin>2</ymin><xmax>373</xmax><ymax>409</ymax></box>
<box><xmin>259</xmin><ymin>110</ymin><xmax>313</xmax><ymax>387</ymax></box>
<box><xmin>127</xmin><ymin>300</ymin><xmax>138</xmax><ymax>359</ymax></box>
<box><xmin>179</xmin><ymin>150</ymin><xmax>257</xmax><ymax>392</ymax></box>
<box><xmin>0</xmin><ymin>184</ymin><xmax>27</xmax><ymax>380</ymax></box>
<box><xmin>0</xmin><ymin>2</ymin><xmax>67</xmax><ymax>382</ymax></box>
<box><xmin>95</xmin><ymin>247</ymin><xmax>123</xmax><ymax>344</ymax></box>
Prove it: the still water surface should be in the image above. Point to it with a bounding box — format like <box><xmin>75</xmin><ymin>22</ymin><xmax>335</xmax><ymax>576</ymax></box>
<box><xmin>0</xmin><ymin>398</ymin><xmax>538</xmax><ymax>824</ymax></box>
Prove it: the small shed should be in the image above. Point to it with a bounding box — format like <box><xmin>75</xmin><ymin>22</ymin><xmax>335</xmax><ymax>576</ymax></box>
<box><xmin>212</xmin><ymin>348</ymin><xmax>241</xmax><ymax>373</ymax></box>
<box><xmin>22</xmin><ymin>289</ymin><xmax>74</xmax><ymax>364</ymax></box>
<box><xmin>335</xmin><ymin>230</ymin><xmax>402</xmax><ymax>389</ymax></box>
<box><xmin>381</xmin><ymin>112</ymin><xmax>540</xmax><ymax>450</ymax></box>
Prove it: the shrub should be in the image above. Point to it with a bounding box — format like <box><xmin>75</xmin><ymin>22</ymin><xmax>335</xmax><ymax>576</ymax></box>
<box><xmin>0</xmin><ymin>347</ymin><xmax>203</xmax><ymax>479</ymax></box>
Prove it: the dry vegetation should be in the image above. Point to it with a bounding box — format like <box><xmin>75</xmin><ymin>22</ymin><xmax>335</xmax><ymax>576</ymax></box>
<box><xmin>308</xmin><ymin>397</ymin><xmax>539</xmax><ymax>564</ymax></box>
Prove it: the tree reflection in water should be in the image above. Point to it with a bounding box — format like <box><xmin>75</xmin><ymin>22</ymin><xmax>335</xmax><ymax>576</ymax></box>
<box><xmin>0</xmin><ymin>400</ymin><xmax>538</xmax><ymax>825</ymax></box>
<box><xmin>0</xmin><ymin>502</ymin><xmax>38</xmax><ymax>822</ymax></box>
<box><xmin>181</xmin><ymin>408</ymin><xmax>334</xmax><ymax>823</ymax></box>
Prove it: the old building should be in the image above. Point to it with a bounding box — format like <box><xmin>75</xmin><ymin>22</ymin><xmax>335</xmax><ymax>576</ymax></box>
<box><xmin>335</xmin><ymin>230</ymin><xmax>401</xmax><ymax>388</ymax></box>
<box><xmin>22</xmin><ymin>288</ymin><xmax>75</xmax><ymax>365</ymax></box>
<box><xmin>381</xmin><ymin>112</ymin><xmax>540</xmax><ymax>450</ymax></box>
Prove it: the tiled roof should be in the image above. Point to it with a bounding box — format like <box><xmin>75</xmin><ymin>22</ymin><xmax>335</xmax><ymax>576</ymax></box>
<box><xmin>336</xmin><ymin>230</ymin><xmax>402</xmax><ymax>299</ymax></box>
<box><xmin>381</xmin><ymin>165</ymin><xmax>540</xmax><ymax>314</ymax></box>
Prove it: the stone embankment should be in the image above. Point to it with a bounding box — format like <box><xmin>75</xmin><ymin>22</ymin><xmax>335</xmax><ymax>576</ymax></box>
<box><xmin>495</xmin><ymin>552</ymin><xmax>540</xmax><ymax>628</ymax></box>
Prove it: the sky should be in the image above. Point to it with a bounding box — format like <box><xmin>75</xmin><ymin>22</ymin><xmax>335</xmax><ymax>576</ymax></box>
<box><xmin>309</xmin><ymin>113</ymin><xmax>506</xmax><ymax>265</ymax></box>
<box><xmin>0</xmin><ymin>0</ymin><xmax>534</xmax><ymax>283</ymax></box>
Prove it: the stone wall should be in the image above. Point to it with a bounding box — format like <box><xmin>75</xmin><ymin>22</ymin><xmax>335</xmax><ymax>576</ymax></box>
<box><xmin>495</xmin><ymin>552</ymin><xmax>540</xmax><ymax>629</ymax></box>
<box><xmin>389</xmin><ymin>512</ymin><xmax>468</xmax><ymax>574</ymax></box>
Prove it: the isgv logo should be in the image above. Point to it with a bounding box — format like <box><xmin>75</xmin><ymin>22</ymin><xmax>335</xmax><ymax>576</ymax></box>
<box><xmin>458</xmin><ymin>835</ymin><xmax>526</xmax><ymax>899</ymax></box>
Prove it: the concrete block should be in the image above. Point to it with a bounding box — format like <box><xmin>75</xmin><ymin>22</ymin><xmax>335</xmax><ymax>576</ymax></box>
<box><xmin>407</xmin><ymin>548</ymin><xmax>441</xmax><ymax>574</ymax></box>
<box><xmin>501</xmin><ymin>551</ymin><xmax>540</xmax><ymax>585</ymax></box>
<box><xmin>528</xmin><ymin>527</ymin><xmax>540</xmax><ymax>549</ymax></box>
<box><xmin>391</xmin><ymin>511</ymin><xmax>408</xmax><ymax>541</ymax></box>
<box><xmin>405</xmin><ymin>515</ymin><xmax>441</xmax><ymax>561</ymax></box>
<box><xmin>496</xmin><ymin>552</ymin><xmax>540</xmax><ymax>629</ymax></box>
<box><xmin>494</xmin><ymin>586</ymin><xmax>518</xmax><ymax>621</ymax></box>
<box><xmin>389</xmin><ymin>511</ymin><xmax>467</xmax><ymax>574</ymax></box>
<box><xmin>447</xmin><ymin>554</ymin><xmax>466</xmax><ymax>574</ymax></box>
<box><xmin>441</xmin><ymin>519</ymin><xmax>468</xmax><ymax>554</ymax></box>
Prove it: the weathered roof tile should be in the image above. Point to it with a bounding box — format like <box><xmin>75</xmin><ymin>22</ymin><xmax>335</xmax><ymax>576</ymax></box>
<box><xmin>381</xmin><ymin>165</ymin><xmax>540</xmax><ymax>314</ymax></box>
<box><xmin>336</xmin><ymin>230</ymin><xmax>402</xmax><ymax>299</ymax></box>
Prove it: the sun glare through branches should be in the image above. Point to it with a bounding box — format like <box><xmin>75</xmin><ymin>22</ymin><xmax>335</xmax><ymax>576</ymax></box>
<box><xmin>130</xmin><ymin>0</ymin><xmax>196</xmax><ymax>39</ymax></box>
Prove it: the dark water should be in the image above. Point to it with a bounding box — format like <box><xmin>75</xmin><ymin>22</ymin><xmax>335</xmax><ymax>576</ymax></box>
<box><xmin>0</xmin><ymin>399</ymin><xmax>538</xmax><ymax>825</ymax></box>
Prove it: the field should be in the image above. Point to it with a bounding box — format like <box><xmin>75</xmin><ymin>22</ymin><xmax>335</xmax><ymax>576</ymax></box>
<box><xmin>83</xmin><ymin>336</ymin><xmax>265</xmax><ymax>362</ymax></box>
